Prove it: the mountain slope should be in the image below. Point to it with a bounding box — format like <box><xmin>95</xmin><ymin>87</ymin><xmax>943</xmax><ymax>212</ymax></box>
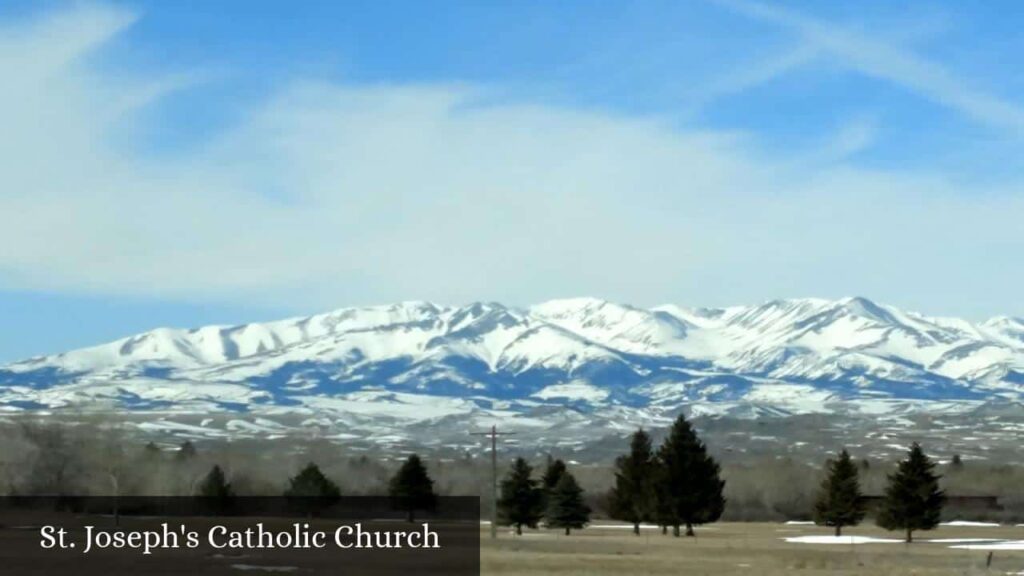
<box><xmin>2</xmin><ymin>297</ymin><xmax>1022</xmax><ymax>428</ymax></box>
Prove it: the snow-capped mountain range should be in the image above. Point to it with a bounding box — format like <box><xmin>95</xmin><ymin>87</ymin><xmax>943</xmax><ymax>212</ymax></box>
<box><xmin>2</xmin><ymin>297</ymin><xmax>1023</xmax><ymax>434</ymax></box>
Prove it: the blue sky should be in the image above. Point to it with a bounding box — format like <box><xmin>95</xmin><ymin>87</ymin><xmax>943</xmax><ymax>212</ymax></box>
<box><xmin>1</xmin><ymin>1</ymin><xmax>1023</xmax><ymax>361</ymax></box>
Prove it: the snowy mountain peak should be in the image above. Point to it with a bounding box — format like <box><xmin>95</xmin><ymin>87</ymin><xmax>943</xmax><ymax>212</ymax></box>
<box><xmin>1</xmin><ymin>297</ymin><xmax>1022</xmax><ymax>421</ymax></box>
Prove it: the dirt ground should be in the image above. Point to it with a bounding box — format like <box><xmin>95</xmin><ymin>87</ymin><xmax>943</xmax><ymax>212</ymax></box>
<box><xmin>481</xmin><ymin>522</ymin><xmax>1024</xmax><ymax>576</ymax></box>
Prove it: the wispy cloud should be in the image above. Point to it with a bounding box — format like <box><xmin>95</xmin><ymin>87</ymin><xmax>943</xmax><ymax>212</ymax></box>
<box><xmin>823</xmin><ymin>114</ymin><xmax>879</xmax><ymax>160</ymax></box>
<box><xmin>1</xmin><ymin>5</ymin><xmax>1023</xmax><ymax>318</ymax></box>
<box><xmin>717</xmin><ymin>0</ymin><xmax>1024</xmax><ymax>134</ymax></box>
<box><xmin>686</xmin><ymin>44</ymin><xmax>818</xmax><ymax>109</ymax></box>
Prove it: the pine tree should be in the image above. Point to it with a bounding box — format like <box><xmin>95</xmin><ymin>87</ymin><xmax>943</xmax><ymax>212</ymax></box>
<box><xmin>653</xmin><ymin>471</ymin><xmax>675</xmax><ymax>535</ymax></box>
<box><xmin>284</xmin><ymin>462</ymin><xmax>341</xmax><ymax>516</ymax></box>
<box><xmin>497</xmin><ymin>458</ymin><xmax>543</xmax><ymax>535</ymax></box>
<box><xmin>540</xmin><ymin>457</ymin><xmax>567</xmax><ymax>512</ymax></box>
<box><xmin>285</xmin><ymin>462</ymin><xmax>341</xmax><ymax>498</ymax></box>
<box><xmin>655</xmin><ymin>414</ymin><xmax>726</xmax><ymax>537</ymax></box>
<box><xmin>545</xmin><ymin>470</ymin><xmax>590</xmax><ymax>535</ymax></box>
<box><xmin>197</xmin><ymin>464</ymin><xmax>234</xmax><ymax>498</ymax></box>
<box><xmin>877</xmin><ymin>443</ymin><xmax>946</xmax><ymax>543</ymax></box>
<box><xmin>388</xmin><ymin>454</ymin><xmax>437</xmax><ymax>522</ymax></box>
<box><xmin>609</xmin><ymin>428</ymin><xmax>657</xmax><ymax>535</ymax></box>
<box><xmin>813</xmin><ymin>449</ymin><xmax>866</xmax><ymax>536</ymax></box>
<box><xmin>196</xmin><ymin>464</ymin><xmax>234</xmax><ymax>514</ymax></box>
<box><xmin>541</xmin><ymin>457</ymin><xmax>567</xmax><ymax>492</ymax></box>
<box><xmin>950</xmin><ymin>454</ymin><xmax>964</xmax><ymax>470</ymax></box>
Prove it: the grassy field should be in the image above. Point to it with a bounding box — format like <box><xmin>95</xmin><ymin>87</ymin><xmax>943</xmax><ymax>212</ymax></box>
<box><xmin>0</xmin><ymin>514</ymin><xmax>479</xmax><ymax>575</ymax></box>
<box><xmin>482</xmin><ymin>522</ymin><xmax>1024</xmax><ymax>576</ymax></box>
<box><xmin>3</xmin><ymin>513</ymin><xmax>1022</xmax><ymax>574</ymax></box>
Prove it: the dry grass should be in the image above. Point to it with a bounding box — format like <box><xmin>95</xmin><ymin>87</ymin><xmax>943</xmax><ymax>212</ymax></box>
<box><xmin>482</xmin><ymin>522</ymin><xmax>1024</xmax><ymax>575</ymax></box>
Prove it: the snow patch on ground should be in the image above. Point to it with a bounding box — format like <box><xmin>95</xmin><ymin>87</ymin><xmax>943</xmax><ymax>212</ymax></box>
<box><xmin>589</xmin><ymin>523</ymin><xmax>662</xmax><ymax>530</ymax></box>
<box><xmin>940</xmin><ymin>520</ymin><xmax>1001</xmax><ymax>527</ymax></box>
<box><xmin>926</xmin><ymin>538</ymin><xmax>1005</xmax><ymax>543</ymax></box>
<box><xmin>784</xmin><ymin>535</ymin><xmax>903</xmax><ymax>544</ymax></box>
<box><xmin>950</xmin><ymin>541</ymin><xmax>1024</xmax><ymax>551</ymax></box>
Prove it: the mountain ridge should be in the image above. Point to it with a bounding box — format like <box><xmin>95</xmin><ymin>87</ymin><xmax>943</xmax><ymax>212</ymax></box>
<box><xmin>2</xmin><ymin>297</ymin><xmax>1023</xmax><ymax>427</ymax></box>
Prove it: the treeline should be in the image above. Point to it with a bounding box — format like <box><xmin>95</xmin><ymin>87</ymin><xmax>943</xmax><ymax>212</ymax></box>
<box><xmin>0</xmin><ymin>421</ymin><xmax>480</xmax><ymax>499</ymax></box>
<box><xmin>197</xmin><ymin>455</ymin><xmax>437</xmax><ymax>521</ymax></box>
<box><xmin>721</xmin><ymin>454</ymin><xmax>1024</xmax><ymax>523</ymax></box>
<box><xmin>3</xmin><ymin>418</ymin><xmax>1023</xmax><ymax>533</ymax></box>
<box><xmin>492</xmin><ymin>414</ymin><xmax>726</xmax><ymax>537</ymax></box>
<box><xmin>497</xmin><ymin>415</ymin><xmax>986</xmax><ymax>543</ymax></box>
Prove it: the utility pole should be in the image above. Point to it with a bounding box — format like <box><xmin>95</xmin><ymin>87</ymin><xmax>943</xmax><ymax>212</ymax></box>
<box><xmin>470</xmin><ymin>424</ymin><xmax>515</xmax><ymax>539</ymax></box>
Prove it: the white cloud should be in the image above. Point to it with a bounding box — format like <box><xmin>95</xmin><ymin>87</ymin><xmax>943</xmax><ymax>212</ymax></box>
<box><xmin>1</xmin><ymin>5</ymin><xmax>1023</xmax><ymax>318</ymax></box>
<box><xmin>685</xmin><ymin>44</ymin><xmax>818</xmax><ymax>110</ymax></box>
<box><xmin>821</xmin><ymin>115</ymin><xmax>879</xmax><ymax>160</ymax></box>
<box><xmin>717</xmin><ymin>0</ymin><xmax>1024</xmax><ymax>134</ymax></box>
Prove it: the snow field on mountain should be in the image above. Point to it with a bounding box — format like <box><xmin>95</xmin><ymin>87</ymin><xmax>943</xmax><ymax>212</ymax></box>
<box><xmin>3</xmin><ymin>297</ymin><xmax>1023</xmax><ymax>421</ymax></box>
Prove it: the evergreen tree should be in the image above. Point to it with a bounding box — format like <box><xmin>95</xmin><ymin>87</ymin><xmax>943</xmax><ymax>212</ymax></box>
<box><xmin>388</xmin><ymin>454</ymin><xmax>437</xmax><ymax>522</ymax></box>
<box><xmin>653</xmin><ymin>471</ymin><xmax>675</xmax><ymax>535</ymax></box>
<box><xmin>609</xmin><ymin>428</ymin><xmax>657</xmax><ymax>535</ymax></box>
<box><xmin>541</xmin><ymin>457</ymin><xmax>567</xmax><ymax>492</ymax></box>
<box><xmin>497</xmin><ymin>458</ymin><xmax>543</xmax><ymax>535</ymax></box>
<box><xmin>545</xmin><ymin>470</ymin><xmax>590</xmax><ymax>535</ymax></box>
<box><xmin>877</xmin><ymin>443</ymin><xmax>946</xmax><ymax>542</ymax></box>
<box><xmin>285</xmin><ymin>462</ymin><xmax>342</xmax><ymax>498</ymax></box>
<box><xmin>813</xmin><ymin>449</ymin><xmax>866</xmax><ymax>536</ymax></box>
<box><xmin>284</xmin><ymin>462</ymin><xmax>341</xmax><ymax>516</ymax></box>
<box><xmin>540</xmin><ymin>457</ymin><xmax>567</xmax><ymax>512</ymax></box>
<box><xmin>655</xmin><ymin>414</ymin><xmax>726</xmax><ymax>537</ymax></box>
<box><xmin>950</xmin><ymin>454</ymin><xmax>964</xmax><ymax>470</ymax></box>
<box><xmin>196</xmin><ymin>464</ymin><xmax>234</xmax><ymax>514</ymax></box>
<box><xmin>197</xmin><ymin>464</ymin><xmax>234</xmax><ymax>498</ymax></box>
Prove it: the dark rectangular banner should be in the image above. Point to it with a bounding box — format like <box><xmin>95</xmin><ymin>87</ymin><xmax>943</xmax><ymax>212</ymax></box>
<box><xmin>0</xmin><ymin>497</ymin><xmax>480</xmax><ymax>575</ymax></box>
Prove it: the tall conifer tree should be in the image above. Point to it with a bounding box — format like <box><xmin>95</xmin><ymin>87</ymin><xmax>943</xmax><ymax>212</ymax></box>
<box><xmin>609</xmin><ymin>428</ymin><xmax>656</xmax><ymax>535</ymax></box>
<box><xmin>540</xmin><ymin>457</ymin><xmax>567</xmax><ymax>512</ymax></box>
<box><xmin>877</xmin><ymin>443</ymin><xmax>945</xmax><ymax>542</ymax></box>
<box><xmin>813</xmin><ymin>449</ymin><xmax>866</xmax><ymax>536</ymax></box>
<box><xmin>284</xmin><ymin>462</ymin><xmax>341</xmax><ymax>498</ymax></box>
<box><xmin>284</xmin><ymin>462</ymin><xmax>341</xmax><ymax>517</ymax></box>
<box><xmin>545</xmin><ymin>470</ymin><xmax>590</xmax><ymax>535</ymax></box>
<box><xmin>388</xmin><ymin>454</ymin><xmax>437</xmax><ymax>522</ymax></box>
<box><xmin>197</xmin><ymin>464</ymin><xmax>233</xmax><ymax>498</ymax></box>
<box><xmin>655</xmin><ymin>414</ymin><xmax>725</xmax><ymax>537</ymax></box>
<box><xmin>541</xmin><ymin>457</ymin><xmax>567</xmax><ymax>491</ymax></box>
<box><xmin>197</xmin><ymin>464</ymin><xmax>234</xmax><ymax>515</ymax></box>
<box><xmin>498</xmin><ymin>458</ymin><xmax>543</xmax><ymax>535</ymax></box>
